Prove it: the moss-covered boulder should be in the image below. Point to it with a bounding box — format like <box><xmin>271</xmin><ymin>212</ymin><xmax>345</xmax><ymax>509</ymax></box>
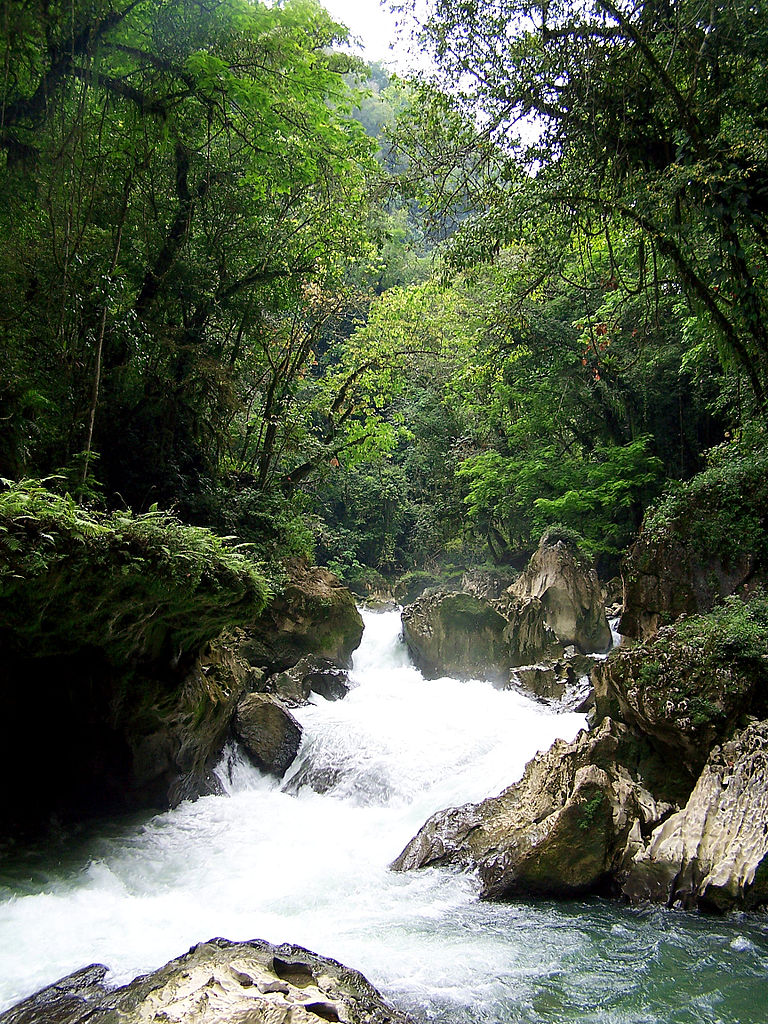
<box><xmin>620</xmin><ymin>441</ymin><xmax>768</xmax><ymax>639</ymax></box>
<box><xmin>594</xmin><ymin>595</ymin><xmax>768</xmax><ymax>776</ymax></box>
<box><xmin>402</xmin><ymin>590</ymin><xmax>512</xmax><ymax>681</ymax></box>
<box><xmin>0</xmin><ymin>483</ymin><xmax>361</xmax><ymax>831</ymax></box>
<box><xmin>245</xmin><ymin>565</ymin><xmax>363</xmax><ymax>671</ymax></box>
<box><xmin>0</xmin><ymin>481</ymin><xmax>272</xmax><ymax>666</ymax></box>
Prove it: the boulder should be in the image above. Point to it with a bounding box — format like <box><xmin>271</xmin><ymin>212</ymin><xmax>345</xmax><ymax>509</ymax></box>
<box><xmin>623</xmin><ymin>720</ymin><xmax>768</xmax><ymax>911</ymax></box>
<box><xmin>247</xmin><ymin>566</ymin><xmax>364</xmax><ymax>671</ymax></box>
<box><xmin>233</xmin><ymin>694</ymin><xmax>302</xmax><ymax>777</ymax></box>
<box><xmin>266</xmin><ymin>656</ymin><xmax>350</xmax><ymax>705</ymax></box>
<box><xmin>510</xmin><ymin>538</ymin><xmax>611</xmax><ymax>654</ymax></box>
<box><xmin>401</xmin><ymin>590</ymin><xmax>512</xmax><ymax>682</ymax></box>
<box><xmin>592</xmin><ymin>618</ymin><xmax>768</xmax><ymax>777</ymax></box>
<box><xmin>0</xmin><ymin>937</ymin><xmax>412</xmax><ymax>1024</ymax></box>
<box><xmin>392</xmin><ymin>718</ymin><xmax>671</xmax><ymax>899</ymax></box>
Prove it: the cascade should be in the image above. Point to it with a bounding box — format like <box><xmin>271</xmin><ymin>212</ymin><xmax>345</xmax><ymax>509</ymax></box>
<box><xmin>0</xmin><ymin>609</ymin><xmax>766</xmax><ymax>1022</ymax></box>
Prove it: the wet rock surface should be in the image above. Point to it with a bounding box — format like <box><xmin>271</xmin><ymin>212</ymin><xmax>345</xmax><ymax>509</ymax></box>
<box><xmin>234</xmin><ymin>693</ymin><xmax>303</xmax><ymax>777</ymax></box>
<box><xmin>392</xmin><ymin>718</ymin><xmax>672</xmax><ymax>899</ymax></box>
<box><xmin>0</xmin><ymin>938</ymin><xmax>411</xmax><ymax>1024</ymax></box>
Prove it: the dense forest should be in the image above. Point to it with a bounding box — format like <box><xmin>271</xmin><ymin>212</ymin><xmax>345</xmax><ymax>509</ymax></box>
<box><xmin>1</xmin><ymin>0</ymin><xmax>766</xmax><ymax>588</ymax></box>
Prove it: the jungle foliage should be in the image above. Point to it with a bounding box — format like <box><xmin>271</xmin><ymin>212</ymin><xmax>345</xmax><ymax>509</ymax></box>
<box><xmin>1</xmin><ymin>0</ymin><xmax>767</xmax><ymax>591</ymax></box>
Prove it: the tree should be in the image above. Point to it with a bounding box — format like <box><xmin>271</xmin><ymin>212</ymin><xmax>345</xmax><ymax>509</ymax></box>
<box><xmin>0</xmin><ymin>0</ymin><xmax>378</xmax><ymax>508</ymax></box>
<box><xmin>398</xmin><ymin>0</ymin><xmax>768</xmax><ymax>412</ymax></box>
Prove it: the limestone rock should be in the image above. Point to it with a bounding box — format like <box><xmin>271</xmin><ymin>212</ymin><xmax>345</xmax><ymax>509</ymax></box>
<box><xmin>460</xmin><ymin>569</ymin><xmax>518</xmax><ymax>600</ymax></box>
<box><xmin>401</xmin><ymin>590</ymin><xmax>512</xmax><ymax>682</ymax></box>
<box><xmin>501</xmin><ymin>596</ymin><xmax>562</xmax><ymax>667</ymax></box>
<box><xmin>247</xmin><ymin>566</ymin><xmax>364</xmax><ymax>670</ymax></box>
<box><xmin>620</xmin><ymin>529</ymin><xmax>755</xmax><ymax>640</ymax></box>
<box><xmin>392</xmin><ymin>719</ymin><xmax>668</xmax><ymax>899</ymax></box>
<box><xmin>234</xmin><ymin>694</ymin><xmax>302</xmax><ymax>777</ymax></box>
<box><xmin>623</xmin><ymin>720</ymin><xmax>768</xmax><ymax>911</ymax></box>
<box><xmin>510</xmin><ymin>538</ymin><xmax>611</xmax><ymax>654</ymax></box>
<box><xmin>0</xmin><ymin>938</ymin><xmax>412</xmax><ymax>1024</ymax></box>
<box><xmin>592</xmin><ymin>624</ymin><xmax>766</xmax><ymax>776</ymax></box>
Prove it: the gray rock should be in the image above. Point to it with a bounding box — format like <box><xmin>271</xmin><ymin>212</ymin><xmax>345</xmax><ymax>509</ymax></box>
<box><xmin>402</xmin><ymin>590</ymin><xmax>512</xmax><ymax>682</ymax></box>
<box><xmin>0</xmin><ymin>938</ymin><xmax>412</xmax><ymax>1024</ymax></box>
<box><xmin>510</xmin><ymin>539</ymin><xmax>611</xmax><ymax>654</ymax></box>
<box><xmin>234</xmin><ymin>694</ymin><xmax>302</xmax><ymax>777</ymax></box>
<box><xmin>623</xmin><ymin>720</ymin><xmax>768</xmax><ymax>911</ymax></box>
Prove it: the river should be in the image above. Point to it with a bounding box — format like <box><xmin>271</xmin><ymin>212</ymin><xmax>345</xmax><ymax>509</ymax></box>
<box><xmin>1</xmin><ymin>608</ymin><xmax>767</xmax><ymax>1021</ymax></box>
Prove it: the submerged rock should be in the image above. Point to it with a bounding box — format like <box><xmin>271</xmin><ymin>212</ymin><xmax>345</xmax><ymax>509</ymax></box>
<box><xmin>0</xmin><ymin>937</ymin><xmax>412</xmax><ymax>1024</ymax></box>
<box><xmin>623</xmin><ymin>720</ymin><xmax>768</xmax><ymax>911</ymax></box>
<box><xmin>234</xmin><ymin>694</ymin><xmax>302</xmax><ymax>777</ymax></box>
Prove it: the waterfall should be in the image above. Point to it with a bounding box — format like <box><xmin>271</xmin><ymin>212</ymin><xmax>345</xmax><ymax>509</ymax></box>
<box><xmin>0</xmin><ymin>609</ymin><xmax>765</xmax><ymax>1022</ymax></box>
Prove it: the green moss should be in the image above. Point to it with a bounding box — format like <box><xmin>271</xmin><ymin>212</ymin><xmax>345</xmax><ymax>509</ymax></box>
<box><xmin>0</xmin><ymin>478</ymin><xmax>274</xmax><ymax>664</ymax></box>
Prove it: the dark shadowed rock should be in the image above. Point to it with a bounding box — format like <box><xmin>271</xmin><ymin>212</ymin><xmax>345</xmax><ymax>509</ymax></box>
<box><xmin>234</xmin><ymin>694</ymin><xmax>302</xmax><ymax>776</ymax></box>
<box><xmin>267</xmin><ymin>656</ymin><xmax>351</xmax><ymax>705</ymax></box>
<box><xmin>620</xmin><ymin>530</ymin><xmax>755</xmax><ymax>640</ymax></box>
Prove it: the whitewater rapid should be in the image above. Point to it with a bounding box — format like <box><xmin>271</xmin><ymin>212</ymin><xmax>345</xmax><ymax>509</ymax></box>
<box><xmin>1</xmin><ymin>608</ymin><xmax>767</xmax><ymax>1023</ymax></box>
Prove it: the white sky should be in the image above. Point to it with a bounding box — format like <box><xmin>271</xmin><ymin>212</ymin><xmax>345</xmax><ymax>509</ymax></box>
<box><xmin>320</xmin><ymin>0</ymin><xmax>422</xmax><ymax>70</ymax></box>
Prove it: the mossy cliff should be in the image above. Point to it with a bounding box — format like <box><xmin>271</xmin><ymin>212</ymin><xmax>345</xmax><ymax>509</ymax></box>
<box><xmin>620</xmin><ymin>441</ymin><xmax>768</xmax><ymax>639</ymax></box>
<box><xmin>0</xmin><ymin>481</ymin><xmax>361</xmax><ymax>831</ymax></box>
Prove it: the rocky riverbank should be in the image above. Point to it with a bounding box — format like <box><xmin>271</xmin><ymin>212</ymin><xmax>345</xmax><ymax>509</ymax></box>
<box><xmin>0</xmin><ymin>485</ymin><xmax>363</xmax><ymax>833</ymax></box>
<box><xmin>393</xmin><ymin>469</ymin><xmax>768</xmax><ymax>913</ymax></box>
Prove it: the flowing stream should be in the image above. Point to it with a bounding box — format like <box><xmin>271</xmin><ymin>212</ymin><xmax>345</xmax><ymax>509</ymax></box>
<box><xmin>1</xmin><ymin>609</ymin><xmax>767</xmax><ymax>1021</ymax></box>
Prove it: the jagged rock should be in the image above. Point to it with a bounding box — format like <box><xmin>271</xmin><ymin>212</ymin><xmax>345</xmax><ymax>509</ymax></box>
<box><xmin>511</xmin><ymin>665</ymin><xmax>565</xmax><ymax>701</ymax></box>
<box><xmin>392</xmin><ymin>719</ymin><xmax>670</xmax><ymax>899</ymax></box>
<box><xmin>402</xmin><ymin>590</ymin><xmax>512</xmax><ymax>681</ymax></box>
<box><xmin>623</xmin><ymin>720</ymin><xmax>768</xmax><ymax>911</ymax></box>
<box><xmin>0</xmin><ymin>938</ymin><xmax>412</xmax><ymax>1024</ymax></box>
<box><xmin>510</xmin><ymin>538</ymin><xmax>611</xmax><ymax>654</ymax></box>
<box><xmin>501</xmin><ymin>596</ymin><xmax>562</xmax><ymax>667</ymax></box>
<box><xmin>234</xmin><ymin>694</ymin><xmax>302</xmax><ymax>777</ymax></box>
<box><xmin>400</xmin><ymin>537</ymin><xmax>610</xmax><ymax>683</ymax></box>
<box><xmin>460</xmin><ymin>569</ymin><xmax>518</xmax><ymax>600</ymax></box>
<box><xmin>267</xmin><ymin>656</ymin><xmax>350</xmax><ymax>705</ymax></box>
